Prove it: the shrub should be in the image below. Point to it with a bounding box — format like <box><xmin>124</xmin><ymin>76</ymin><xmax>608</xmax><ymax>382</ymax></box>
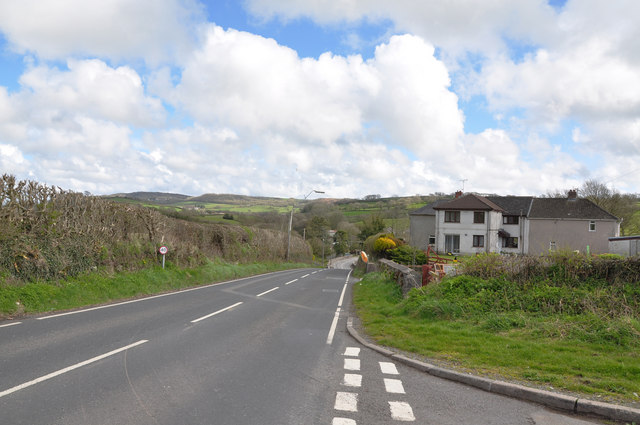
<box><xmin>373</xmin><ymin>237</ymin><xmax>397</xmax><ymax>255</ymax></box>
<box><xmin>389</xmin><ymin>245</ymin><xmax>427</xmax><ymax>265</ymax></box>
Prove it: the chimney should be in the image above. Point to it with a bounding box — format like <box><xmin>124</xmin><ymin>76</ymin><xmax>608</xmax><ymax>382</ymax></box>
<box><xmin>567</xmin><ymin>189</ymin><xmax>578</xmax><ymax>200</ymax></box>
<box><xmin>455</xmin><ymin>191</ymin><xmax>463</xmax><ymax>199</ymax></box>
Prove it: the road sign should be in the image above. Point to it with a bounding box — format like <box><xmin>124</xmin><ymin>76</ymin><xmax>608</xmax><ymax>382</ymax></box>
<box><xmin>159</xmin><ymin>246</ymin><xmax>168</xmax><ymax>255</ymax></box>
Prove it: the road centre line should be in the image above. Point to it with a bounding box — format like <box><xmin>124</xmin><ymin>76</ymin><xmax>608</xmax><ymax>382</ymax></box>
<box><xmin>326</xmin><ymin>307</ymin><xmax>341</xmax><ymax>345</ymax></box>
<box><xmin>284</xmin><ymin>279</ymin><xmax>298</xmax><ymax>285</ymax></box>
<box><xmin>37</xmin><ymin>270</ymin><xmax>294</xmax><ymax>320</ymax></box>
<box><xmin>190</xmin><ymin>302</ymin><xmax>243</xmax><ymax>323</ymax></box>
<box><xmin>301</xmin><ymin>273</ymin><xmax>310</xmax><ymax>278</ymax></box>
<box><xmin>257</xmin><ymin>287</ymin><xmax>279</xmax><ymax>297</ymax></box>
<box><xmin>0</xmin><ymin>339</ymin><xmax>148</xmax><ymax>399</ymax></box>
<box><xmin>0</xmin><ymin>321</ymin><xmax>21</xmax><ymax>328</ymax></box>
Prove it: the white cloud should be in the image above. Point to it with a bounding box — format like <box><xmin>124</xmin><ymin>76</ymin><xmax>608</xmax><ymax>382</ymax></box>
<box><xmin>0</xmin><ymin>0</ymin><xmax>204</xmax><ymax>64</ymax></box>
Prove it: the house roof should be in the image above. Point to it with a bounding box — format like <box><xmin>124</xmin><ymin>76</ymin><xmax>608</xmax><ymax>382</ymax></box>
<box><xmin>486</xmin><ymin>196</ymin><xmax>533</xmax><ymax>216</ymax></box>
<box><xmin>433</xmin><ymin>193</ymin><xmax>504</xmax><ymax>212</ymax></box>
<box><xmin>528</xmin><ymin>198</ymin><xmax>619</xmax><ymax>221</ymax></box>
<box><xmin>408</xmin><ymin>199</ymin><xmax>450</xmax><ymax>216</ymax></box>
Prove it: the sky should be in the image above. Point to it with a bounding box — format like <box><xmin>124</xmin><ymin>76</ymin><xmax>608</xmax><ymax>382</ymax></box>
<box><xmin>0</xmin><ymin>0</ymin><xmax>639</xmax><ymax>199</ymax></box>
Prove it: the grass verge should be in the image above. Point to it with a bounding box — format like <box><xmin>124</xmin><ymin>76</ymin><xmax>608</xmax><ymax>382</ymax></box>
<box><xmin>353</xmin><ymin>272</ymin><xmax>640</xmax><ymax>405</ymax></box>
<box><xmin>0</xmin><ymin>259</ymin><xmax>310</xmax><ymax>318</ymax></box>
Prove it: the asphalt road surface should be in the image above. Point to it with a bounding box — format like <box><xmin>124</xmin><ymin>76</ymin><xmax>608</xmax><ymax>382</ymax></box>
<box><xmin>1</xmin><ymin>267</ymin><xmax>607</xmax><ymax>424</ymax></box>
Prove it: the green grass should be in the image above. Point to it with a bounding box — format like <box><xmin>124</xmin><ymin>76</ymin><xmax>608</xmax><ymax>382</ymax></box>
<box><xmin>0</xmin><ymin>259</ymin><xmax>310</xmax><ymax>318</ymax></box>
<box><xmin>353</xmin><ymin>272</ymin><xmax>640</xmax><ymax>404</ymax></box>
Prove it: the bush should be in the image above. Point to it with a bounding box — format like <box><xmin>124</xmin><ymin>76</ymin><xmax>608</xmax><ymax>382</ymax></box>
<box><xmin>388</xmin><ymin>245</ymin><xmax>427</xmax><ymax>265</ymax></box>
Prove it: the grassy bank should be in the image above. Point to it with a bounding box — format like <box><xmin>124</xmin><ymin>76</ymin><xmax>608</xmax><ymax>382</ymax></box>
<box><xmin>0</xmin><ymin>259</ymin><xmax>310</xmax><ymax>318</ymax></box>
<box><xmin>353</xmin><ymin>272</ymin><xmax>640</xmax><ymax>405</ymax></box>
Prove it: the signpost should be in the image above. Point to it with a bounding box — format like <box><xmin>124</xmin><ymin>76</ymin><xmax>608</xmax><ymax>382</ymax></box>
<box><xmin>159</xmin><ymin>246</ymin><xmax>168</xmax><ymax>269</ymax></box>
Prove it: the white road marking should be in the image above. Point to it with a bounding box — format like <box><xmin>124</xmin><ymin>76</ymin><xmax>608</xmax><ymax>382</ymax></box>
<box><xmin>334</xmin><ymin>392</ymin><xmax>358</xmax><ymax>412</ymax></box>
<box><xmin>326</xmin><ymin>307</ymin><xmax>341</xmax><ymax>345</ymax></box>
<box><xmin>36</xmin><ymin>271</ymin><xmax>282</xmax><ymax>320</ymax></box>
<box><xmin>344</xmin><ymin>347</ymin><xmax>360</xmax><ymax>357</ymax></box>
<box><xmin>332</xmin><ymin>418</ymin><xmax>356</xmax><ymax>425</ymax></box>
<box><xmin>190</xmin><ymin>302</ymin><xmax>243</xmax><ymax>323</ymax></box>
<box><xmin>337</xmin><ymin>283</ymin><xmax>347</xmax><ymax>307</ymax></box>
<box><xmin>301</xmin><ymin>274</ymin><xmax>310</xmax><ymax>278</ymax></box>
<box><xmin>284</xmin><ymin>279</ymin><xmax>298</xmax><ymax>285</ymax></box>
<box><xmin>344</xmin><ymin>358</ymin><xmax>361</xmax><ymax>371</ymax></box>
<box><xmin>256</xmin><ymin>287</ymin><xmax>279</xmax><ymax>297</ymax></box>
<box><xmin>0</xmin><ymin>340</ymin><xmax>148</xmax><ymax>399</ymax></box>
<box><xmin>389</xmin><ymin>401</ymin><xmax>415</xmax><ymax>421</ymax></box>
<box><xmin>0</xmin><ymin>321</ymin><xmax>21</xmax><ymax>328</ymax></box>
<box><xmin>342</xmin><ymin>373</ymin><xmax>362</xmax><ymax>387</ymax></box>
<box><xmin>384</xmin><ymin>378</ymin><xmax>406</xmax><ymax>394</ymax></box>
<box><xmin>379</xmin><ymin>362</ymin><xmax>399</xmax><ymax>375</ymax></box>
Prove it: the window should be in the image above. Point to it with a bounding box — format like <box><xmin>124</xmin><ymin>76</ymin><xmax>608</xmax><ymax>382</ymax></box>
<box><xmin>473</xmin><ymin>235</ymin><xmax>484</xmax><ymax>247</ymax></box>
<box><xmin>589</xmin><ymin>221</ymin><xmax>596</xmax><ymax>232</ymax></box>
<box><xmin>503</xmin><ymin>215</ymin><xmax>519</xmax><ymax>225</ymax></box>
<box><xmin>474</xmin><ymin>211</ymin><xmax>485</xmax><ymax>224</ymax></box>
<box><xmin>444</xmin><ymin>211</ymin><xmax>460</xmax><ymax>223</ymax></box>
<box><xmin>428</xmin><ymin>235</ymin><xmax>436</xmax><ymax>246</ymax></box>
<box><xmin>445</xmin><ymin>234</ymin><xmax>460</xmax><ymax>253</ymax></box>
<box><xmin>502</xmin><ymin>237</ymin><xmax>518</xmax><ymax>248</ymax></box>
<box><xmin>549</xmin><ymin>241</ymin><xmax>556</xmax><ymax>251</ymax></box>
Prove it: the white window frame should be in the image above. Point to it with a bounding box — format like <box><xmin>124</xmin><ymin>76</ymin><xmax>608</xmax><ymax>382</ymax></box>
<box><xmin>589</xmin><ymin>221</ymin><xmax>596</xmax><ymax>232</ymax></box>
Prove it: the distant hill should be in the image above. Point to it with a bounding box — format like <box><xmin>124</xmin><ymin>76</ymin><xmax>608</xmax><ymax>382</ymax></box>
<box><xmin>106</xmin><ymin>192</ymin><xmax>191</xmax><ymax>204</ymax></box>
<box><xmin>189</xmin><ymin>193</ymin><xmax>289</xmax><ymax>205</ymax></box>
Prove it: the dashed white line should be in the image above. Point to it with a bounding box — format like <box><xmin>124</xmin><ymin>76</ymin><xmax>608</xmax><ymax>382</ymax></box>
<box><xmin>326</xmin><ymin>307</ymin><xmax>341</xmax><ymax>345</ymax></box>
<box><xmin>0</xmin><ymin>340</ymin><xmax>148</xmax><ymax>399</ymax></box>
<box><xmin>344</xmin><ymin>347</ymin><xmax>360</xmax><ymax>357</ymax></box>
<box><xmin>190</xmin><ymin>302</ymin><xmax>243</xmax><ymax>323</ymax></box>
<box><xmin>284</xmin><ymin>279</ymin><xmax>298</xmax><ymax>285</ymax></box>
<box><xmin>332</xmin><ymin>418</ymin><xmax>356</xmax><ymax>425</ymax></box>
<box><xmin>0</xmin><ymin>321</ymin><xmax>21</xmax><ymax>328</ymax></box>
<box><xmin>344</xmin><ymin>358</ymin><xmax>361</xmax><ymax>371</ymax></box>
<box><xmin>342</xmin><ymin>373</ymin><xmax>362</xmax><ymax>387</ymax></box>
<box><xmin>335</xmin><ymin>392</ymin><xmax>358</xmax><ymax>412</ymax></box>
<box><xmin>256</xmin><ymin>287</ymin><xmax>279</xmax><ymax>297</ymax></box>
<box><xmin>301</xmin><ymin>273</ymin><xmax>310</xmax><ymax>278</ymax></box>
<box><xmin>379</xmin><ymin>361</ymin><xmax>399</xmax><ymax>375</ymax></box>
<box><xmin>384</xmin><ymin>378</ymin><xmax>406</xmax><ymax>394</ymax></box>
<box><xmin>389</xmin><ymin>401</ymin><xmax>415</xmax><ymax>421</ymax></box>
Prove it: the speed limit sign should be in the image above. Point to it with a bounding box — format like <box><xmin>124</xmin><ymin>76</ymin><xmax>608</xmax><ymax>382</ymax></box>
<box><xmin>159</xmin><ymin>246</ymin><xmax>168</xmax><ymax>255</ymax></box>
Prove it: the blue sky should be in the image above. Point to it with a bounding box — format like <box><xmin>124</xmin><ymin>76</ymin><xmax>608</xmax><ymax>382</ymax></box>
<box><xmin>0</xmin><ymin>0</ymin><xmax>638</xmax><ymax>198</ymax></box>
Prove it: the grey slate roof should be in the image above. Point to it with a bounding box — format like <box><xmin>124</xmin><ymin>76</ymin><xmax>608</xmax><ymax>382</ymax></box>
<box><xmin>408</xmin><ymin>199</ymin><xmax>450</xmax><ymax>216</ymax></box>
<box><xmin>416</xmin><ymin>193</ymin><xmax>618</xmax><ymax>221</ymax></box>
<box><xmin>486</xmin><ymin>196</ymin><xmax>533</xmax><ymax>216</ymax></box>
<box><xmin>528</xmin><ymin>198</ymin><xmax>619</xmax><ymax>220</ymax></box>
<box><xmin>432</xmin><ymin>193</ymin><xmax>504</xmax><ymax>212</ymax></box>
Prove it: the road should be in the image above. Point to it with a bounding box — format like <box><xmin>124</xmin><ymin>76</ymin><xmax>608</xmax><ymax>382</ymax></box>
<box><xmin>0</xmin><ymin>266</ymin><xmax>606</xmax><ymax>424</ymax></box>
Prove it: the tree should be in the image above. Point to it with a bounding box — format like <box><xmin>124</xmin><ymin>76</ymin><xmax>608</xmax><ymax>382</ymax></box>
<box><xmin>358</xmin><ymin>214</ymin><xmax>385</xmax><ymax>240</ymax></box>
<box><xmin>333</xmin><ymin>230</ymin><xmax>350</xmax><ymax>255</ymax></box>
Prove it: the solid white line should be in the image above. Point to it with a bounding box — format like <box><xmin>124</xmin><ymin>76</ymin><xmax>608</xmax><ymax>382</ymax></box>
<box><xmin>344</xmin><ymin>347</ymin><xmax>360</xmax><ymax>357</ymax></box>
<box><xmin>344</xmin><ymin>358</ymin><xmax>361</xmax><ymax>371</ymax></box>
<box><xmin>284</xmin><ymin>279</ymin><xmax>298</xmax><ymax>285</ymax></box>
<box><xmin>384</xmin><ymin>378</ymin><xmax>406</xmax><ymax>394</ymax></box>
<box><xmin>256</xmin><ymin>287</ymin><xmax>279</xmax><ymax>297</ymax></box>
<box><xmin>190</xmin><ymin>302</ymin><xmax>243</xmax><ymax>323</ymax></box>
<box><xmin>301</xmin><ymin>274</ymin><xmax>310</xmax><ymax>278</ymax></box>
<box><xmin>337</xmin><ymin>283</ymin><xmax>347</xmax><ymax>307</ymax></box>
<box><xmin>0</xmin><ymin>340</ymin><xmax>148</xmax><ymax>399</ymax></box>
<box><xmin>0</xmin><ymin>322</ymin><xmax>21</xmax><ymax>328</ymax></box>
<box><xmin>389</xmin><ymin>401</ymin><xmax>415</xmax><ymax>421</ymax></box>
<box><xmin>326</xmin><ymin>307</ymin><xmax>341</xmax><ymax>345</ymax></box>
<box><xmin>342</xmin><ymin>373</ymin><xmax>362</xmax><ymax>387</ymax></box>
<box><xmin>379</xmin><ymin>361</ymin><xmax>399</xmax><ymax>375</ymax></box>
<box><xmin>334</xmin><ymin>392</ymin><xmax>358</xmax><ymax>412</ymax></box>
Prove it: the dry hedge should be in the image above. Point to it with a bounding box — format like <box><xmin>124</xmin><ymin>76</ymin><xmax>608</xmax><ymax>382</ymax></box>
<box><xmin>0</xmin><ymin>175</ymin><xmax>311</xmax><ymax>283</ymax></box>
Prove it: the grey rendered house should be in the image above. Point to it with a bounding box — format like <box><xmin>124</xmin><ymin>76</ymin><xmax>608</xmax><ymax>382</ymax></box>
<box><xmin>409</xmin><ymin>191</ymin><xmax>620</xmax><ymax>255</ymax></box>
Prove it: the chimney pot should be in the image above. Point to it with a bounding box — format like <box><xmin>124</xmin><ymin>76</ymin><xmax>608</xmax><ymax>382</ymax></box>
<box><xmin>568</xmin><ymin>189</ymin><xmax>578</xmax><ymax>200</ymax></box>
<box><xmin>455</xmin><ymin>191</ymin><xmax>463</xmax><ymax>199</ymax></box>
